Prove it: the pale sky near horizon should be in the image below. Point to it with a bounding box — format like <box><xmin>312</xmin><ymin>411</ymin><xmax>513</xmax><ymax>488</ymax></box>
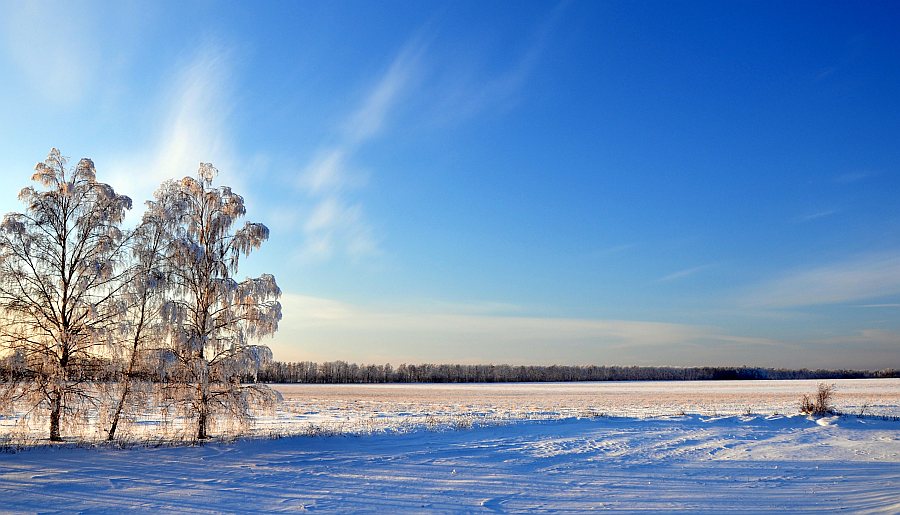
<box><xmin>1</xmin><ymin>1</ymin><xmax>898</xmax><ymax>369</ymax></box>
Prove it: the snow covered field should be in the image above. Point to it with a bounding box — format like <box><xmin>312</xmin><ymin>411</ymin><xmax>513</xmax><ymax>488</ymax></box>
<box><xmin>4</xmin><ymin>379</ymin><xmax>899</xmax><ymax>442</ymax></box>
<box><xmin>265</xmin><ymin>379</ymin><xmax>900</xmax><ymax>435</ymax></box>
<box><xmin>2</xmin><ymin>415</ymin><xmax>899</xmax><ymax>512</ymax></box>
<box><xmin>2</xmin><ymin>380</ymin><xmax>899</xmax><ymax>512</ymax></box>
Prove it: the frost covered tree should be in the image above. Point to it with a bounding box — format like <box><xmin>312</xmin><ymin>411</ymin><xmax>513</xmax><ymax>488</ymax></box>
<box><xmin>105</xmin><ymin>203</ymin><xmax>170</xmax><ymax>441</ymax></box>
<box><xmin>0</xmin><ymin>149</ymin><xmax>132</xmax><ymax>441</ymax></box>
<box><xmin>155</xmin><ymin>164</ymin><xmax>280</xmax><ymax>440</ymax></box>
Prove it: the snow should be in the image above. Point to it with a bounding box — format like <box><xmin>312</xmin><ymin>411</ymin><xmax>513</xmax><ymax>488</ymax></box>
<box><xmin>4</xmin><ymin>376</ymin><xmax>900</xmax><ymax>445</ymax></box>
<box><xmin>2</xmin><ymin>380</ymin><xmax>900</xmax><ymax>512</ymax></box>
<box><xmin>1</xmin><ymin>414</ymin><xmax>898</xmax><ymax>512</ymax></box>
<box><xmin>261</xmin><ymin>379</ymin><xmax>900</xmax><ymax>435</ymax></box>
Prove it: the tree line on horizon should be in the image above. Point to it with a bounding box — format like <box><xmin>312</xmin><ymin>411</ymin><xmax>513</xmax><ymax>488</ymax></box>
<box><xmin>255</xmin><ymin>361</ymin><xmax>899</xmax><ymax>384</ymax></box>
<box><xmin>0</xmin><ymin>149</ymin><xmax>281</xmax><ymax>442</ymax></box>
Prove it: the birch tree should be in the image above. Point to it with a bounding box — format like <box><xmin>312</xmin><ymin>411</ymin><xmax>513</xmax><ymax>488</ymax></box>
<box><xmin>0</xmin><ymin>149</ymin><xmax>132</xmax><ymax>441</ymax></box>
<box><xmin>105</xmin><ymin>204</ymin><xmax>169</xmax><ymax>441</ymax></box>
<box><xmin>155</xmin><ymin>164</ymin><xmax>280</xmax><ymax>440</ymax></box>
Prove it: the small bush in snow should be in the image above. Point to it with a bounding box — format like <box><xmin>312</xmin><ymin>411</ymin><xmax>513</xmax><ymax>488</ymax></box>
<box><xmin>799</xmin><ymin>382</ymin><xmax>836</xmax><ymax>416</ymax></box>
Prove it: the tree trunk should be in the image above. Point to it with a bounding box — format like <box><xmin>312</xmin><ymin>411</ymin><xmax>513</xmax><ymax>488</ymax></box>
<box><xmin>197</xmin><ymin>404</ymin><xmax>208</xmax><ymax>440</ymax></box>
<box><xmin>108</xmin><ymin>335</ymin><xmax>142</xmax><ymax>441</ymax></box>
<box><xmin>197</xmin><ymin>367</ymin><xmax>210</xmax><ymax>440</ymax></box>
<box><xmin>107</xmin><ymin>382</ymin><xmax>129</xmax><ymax>441</ymax></box>
<box><xmin>49</xmin><ymin>391</ymin><xmax>62</xmax><ymax>442</ymax></box>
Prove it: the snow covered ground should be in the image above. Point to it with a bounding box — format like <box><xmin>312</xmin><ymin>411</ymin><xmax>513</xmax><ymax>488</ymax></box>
<box><xmin>3</xmin><ymin>379</ymin><xmax>899</xmax><ymax>442</ymax></box>
<box><xmin>264</xmin><ymin>379</ymin><xmax>900</xmax><ymax>435</ymax></box>
<box><xmin>1</xmin><ymin>414</ymin><xmax>899</xmax><ymax>512</ymax></box>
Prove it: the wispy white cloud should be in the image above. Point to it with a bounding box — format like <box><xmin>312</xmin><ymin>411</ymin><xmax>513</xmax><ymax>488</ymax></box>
<box><xmin>284</xmin><ymin>292</ymin><xmax>899</xmax><ymax>367</ymax></box>
<box><xmin>106</xmin><ymin>45</ymin><xmax>239</xmax><ymax>218</ymax></box>
<box><xmin>743</xmin><ymin>251</ymin><xmax>900</xmax><ymax>308</ymax></box>
<box><xmin>290</xmin><ymin>9</ymin><xmax>566</xmax><ymax>263</ymax></box>
<box><xmin>658</xmin><ymin>264</ymin><xmax>713</xmax><ymax>283</ymax></box>
<box><xmin>269</xmin><ymin>293</ymin><xmax>900</xmax><ymax>368</ymax></box>
<box><xmin>425</xmin><ymin>5</ymin><xmax>564</xmax><ymax>125</ymax></box>
<box><xmin>589</xmin><ymin>243</ymin><xmax>636</xmax><ymax>258</ymax></box>
<box><xmin>298</xmin><ymin>195</ymin><xmax>378</xmax><ymax>262</ymax></box>
<box><xmin>150</xmin><ymin>48</ymin><xmax>236</xmax><ymax>183</ymax></box>
<box><xmin>740</xmin><ymin>329</ymin><xmax>900</xmax><ymax>370</ymax></box>
<box><xmin>291</xmin><ymin>10</ymin><xmax>566</xmax><ymax>263</ymax></box>
<box><xmin>271</xmin><ymin>293</ymin><xmax>726</xmax><ymax>364</ymax></box>
<box><xmin>1</xmin><ymin>2</ymin><xmax>100</xmax><ymax>105</ymax></box>
<box><xmin>342</xmin><ymin>43</ymin><xmax>425</xmax><ymax>144</ymax></box>
<box><xmin>294</xmin><ymin>149</ymin><xmax>379</xmax><ymax>262</ymax></box>
<box><xmin>798</xmin><ymin>329</ymin><xmax>900</xmax><ymax>368</ymax></box>
<box><xmin>815</xmin><ymin>328</ymin><xmax>900</xmax><ymax>346</ymax></box>
<box><xmin>796</xmin><ymin>209</ymin><xmax>838</xmax><ymax>223</ymax></box>
<box><xmin>294</xmin><ymin>40</ymin><xmax>426</xmax><ymax>263</ymax></box>
<box><xmin>417</xmin><ymin>299</ymin><xmax>525</xmax><ymax>316</ymax></box>
<box><xmin>298</xmin><ymin>150</ymin><xmax>353</xmax><ymax>195</ymax></box>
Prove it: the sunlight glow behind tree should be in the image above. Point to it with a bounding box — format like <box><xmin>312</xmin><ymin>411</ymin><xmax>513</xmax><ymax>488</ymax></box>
<box><xmin>0</xmin><ymin>149</ymin><xmax>132</xmax><ymax>441</ymax></box>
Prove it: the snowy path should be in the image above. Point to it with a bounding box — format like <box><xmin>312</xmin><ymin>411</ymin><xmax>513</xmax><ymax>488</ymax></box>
<box><xmin>1</xmin><ymin>416</ymin><xmax>899</xmax><ymax>513</ymax></box>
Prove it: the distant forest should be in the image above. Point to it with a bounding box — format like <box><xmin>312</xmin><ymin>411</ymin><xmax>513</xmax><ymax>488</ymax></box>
<box><xmin>256</xmin><ymin>361</ymin><xmax>899</xmax><ymax>384</ymax></box>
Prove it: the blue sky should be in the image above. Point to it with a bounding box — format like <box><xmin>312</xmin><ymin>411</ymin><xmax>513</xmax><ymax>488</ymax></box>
<box><xmin>1</xmin><ymin>1</ymin><xmax>899</xmax><ymax>369</ymax></box>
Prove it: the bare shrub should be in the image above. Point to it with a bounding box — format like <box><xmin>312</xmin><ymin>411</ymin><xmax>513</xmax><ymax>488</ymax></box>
<box><xmin>454</xmin><ymin>416</ymin><xmax>474</xmax><ymax>430</ymax></box>
<box><xmin>799</xmin><ymin>382</ymin><xmax>836</xmax><ymax>415</ymax></box>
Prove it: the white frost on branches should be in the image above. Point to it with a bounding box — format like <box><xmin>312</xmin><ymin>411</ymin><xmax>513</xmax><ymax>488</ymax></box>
<box><xmin>0</xmin><ymin>150</ymin><xmax>282</xmax><ymax>442</ymax></box>
<box><xmin>0</xmin><ymin>148</ymin><xmax>133</xmax><ymax>441</ymax></box>
<box><xmin>153</xmin><ymin>164</ymin><xmax>281</xmax><ymax>440</ymax></box>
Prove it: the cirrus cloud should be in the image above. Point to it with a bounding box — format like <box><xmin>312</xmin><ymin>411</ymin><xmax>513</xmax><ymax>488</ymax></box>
<box><xmin>743</xmin><ymin>251</ymin><xmax>900</xmax><ymax>308</ymax></box>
